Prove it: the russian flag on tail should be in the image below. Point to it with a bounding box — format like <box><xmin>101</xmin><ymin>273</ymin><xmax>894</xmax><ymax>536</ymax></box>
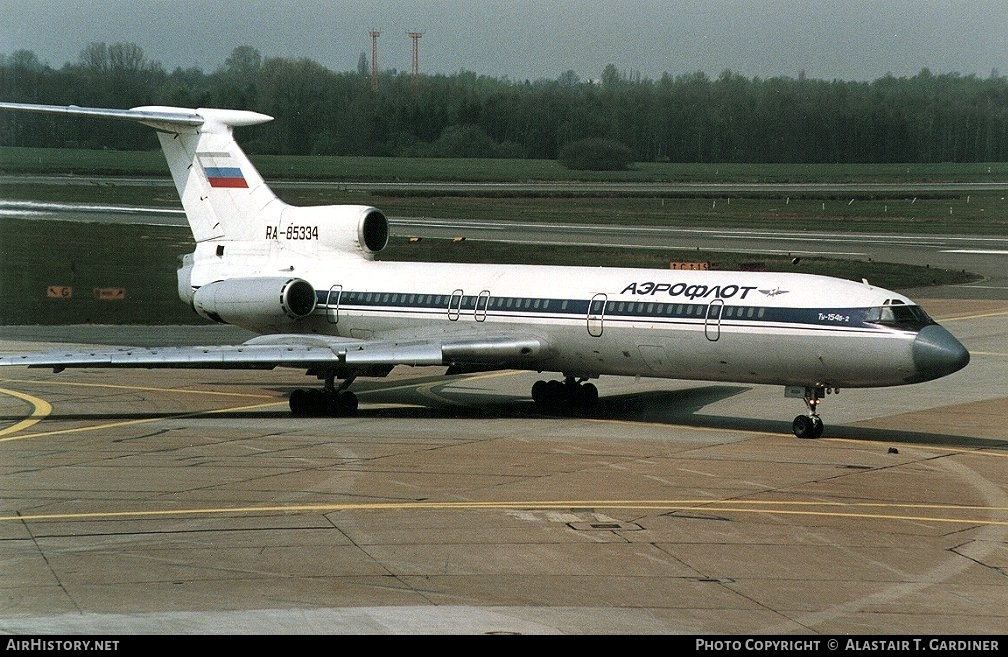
<box><xmin>204</xmin><ymin>166</ymin><xmax>248</xmax><ymax>188</ymax></box>
<box><xmin>197</xmin><ymin>152</ymin><xmax>249</xmax><ymax>188</ymax></box>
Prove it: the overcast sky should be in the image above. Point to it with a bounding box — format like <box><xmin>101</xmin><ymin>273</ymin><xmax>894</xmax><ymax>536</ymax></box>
<box><xmin>4</xmin><ymin>0</ymin><xmax>1007</xmax><ymax>82</ymax></box>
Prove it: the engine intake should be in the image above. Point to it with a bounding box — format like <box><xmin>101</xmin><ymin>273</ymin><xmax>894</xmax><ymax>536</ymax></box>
<box><xmin>193</xmin><ymin>277</ymin><xmax>317</xmax><ymax>326</ymax></box>
<box><xmin>359</xmin><ymin>208</ymin><xmax>389</xmax><ymax>254</ymax></box>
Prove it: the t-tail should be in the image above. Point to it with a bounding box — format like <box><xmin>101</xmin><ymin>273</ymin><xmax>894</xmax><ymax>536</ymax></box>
<box><xmin>0</xmin><ymin>102</ymin><xmax>279</xmax><ymax>242</ymax></box>
<box><xmin>0</xmin><ymin>102</ymin><xmax>389</xmax><ymax>256</ymax></box>
<box><xmin>145</xmin><ymin>106</ymin><xmax>280</xmax><ymax>243</ymax></box>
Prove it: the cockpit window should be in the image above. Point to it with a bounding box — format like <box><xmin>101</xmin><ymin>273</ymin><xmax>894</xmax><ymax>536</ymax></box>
<box><xmin>864</xmin><ymin>303</ymin><xmax>935</xmax><ymax>329</ymax></box>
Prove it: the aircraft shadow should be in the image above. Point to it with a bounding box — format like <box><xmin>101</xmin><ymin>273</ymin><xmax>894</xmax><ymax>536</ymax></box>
<box><xmin>276</xmin><ymin>382</ymin><xmax>1008</xmax><ymax>449</ymax></box>
<box><xmin>2</xmin><ymin>383</ymin><xmax>1004</xmax><ymax>451</ymax></box>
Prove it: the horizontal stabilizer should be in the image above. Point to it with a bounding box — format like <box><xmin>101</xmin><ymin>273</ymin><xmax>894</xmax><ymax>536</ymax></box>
<box><xmin>0</xmin><ymin>102</ymin><xmax>273</xmax><ymax>131</ymax></box>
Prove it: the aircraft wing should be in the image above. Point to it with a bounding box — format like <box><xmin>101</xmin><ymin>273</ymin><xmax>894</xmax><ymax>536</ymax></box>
<box><xmin>0</xmin><ymin>331</ymin><xmax>552</xmax><ymax>373</ymax></box>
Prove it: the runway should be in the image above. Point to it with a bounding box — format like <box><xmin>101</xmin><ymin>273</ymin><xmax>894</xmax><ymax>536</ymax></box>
<box><xmin>1</xmin><ymin>298</ymin><xmax>1006</xmax><ymax>635</ymax></box>
<box><xmin>4</xmin><ymin>198</ymin><xmax>1007</xmax><ymax>298</ymax></box>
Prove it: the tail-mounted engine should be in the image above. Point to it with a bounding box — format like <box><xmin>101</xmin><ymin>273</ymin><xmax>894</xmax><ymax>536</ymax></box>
<box><xmin>192</xmin><ymin>276</ymin><xmax>317</xmax><ymax>326</ymax></box>
<box><xmin>278</xmin><ymin>204</ymin><xmax>389</xmax><ymax>259</ymax></box>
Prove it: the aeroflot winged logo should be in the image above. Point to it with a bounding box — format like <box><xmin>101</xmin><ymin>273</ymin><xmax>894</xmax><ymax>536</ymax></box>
<box><xmin>197</xmin><ymin>152</ymin><xmax>248</xmax><ymax>188</ymax></box>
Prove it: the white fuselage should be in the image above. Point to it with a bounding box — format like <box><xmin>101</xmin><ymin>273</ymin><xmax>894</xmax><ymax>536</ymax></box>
<box><xmin>196</xmin><ymin>253</ymin><xmax>929</xmax><ymax>389</ymax></box>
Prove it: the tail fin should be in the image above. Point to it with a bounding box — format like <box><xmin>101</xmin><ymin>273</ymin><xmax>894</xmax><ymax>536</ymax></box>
<box><xmin>0</xmin><ymin>102</ymin><xmax>280</xmax><ymax>242</ymax></box>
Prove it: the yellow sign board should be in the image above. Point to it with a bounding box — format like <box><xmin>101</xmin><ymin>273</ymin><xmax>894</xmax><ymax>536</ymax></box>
<box><xmin>46</xmin><ymin>286</ymin><xmax>73</xmax><ymax>299</ymax></box>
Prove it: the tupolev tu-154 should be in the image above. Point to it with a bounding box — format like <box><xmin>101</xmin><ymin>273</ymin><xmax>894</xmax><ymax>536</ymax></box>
<box><xmin>0</xmin><ymin>102</ymin><xmax>970</xmax><ymax>437</ymax></box>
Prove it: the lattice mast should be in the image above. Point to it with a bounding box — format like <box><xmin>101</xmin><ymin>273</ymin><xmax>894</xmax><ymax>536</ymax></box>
<box><xmin>408</xmin><ymin>31</ymin><xmax>423</xmax><ymax>91</ymax></box>
<box><xmin>370</xmin><ymin>30</ymin><xmax>380</xmax><ymax>91</ymax></box>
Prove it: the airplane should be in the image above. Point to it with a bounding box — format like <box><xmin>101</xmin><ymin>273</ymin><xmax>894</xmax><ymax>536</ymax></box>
<box><xmin>0</xmin><ymin>102</ymin><xmax>970</xmax><ymax>438</ymax></box>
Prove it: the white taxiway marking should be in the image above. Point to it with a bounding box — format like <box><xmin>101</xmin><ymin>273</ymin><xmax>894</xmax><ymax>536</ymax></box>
<box><xmin>942</xmin><ymin>249</ymin><xmax>1008</xmax><ymax>254</ymax></box>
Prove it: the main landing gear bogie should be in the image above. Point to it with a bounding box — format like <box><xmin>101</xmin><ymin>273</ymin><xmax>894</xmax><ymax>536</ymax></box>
<box><xmin>289</xmin><ymin>388</ymin><xmax>359</xmax><ymax>417</ymax></box>
<box><xmin>531</xmin><ymin>375</ymin><xmax>599</xmax><ymax>412</ymax></box>
<box><xmin>289</xmin><ymin>372</ymin><xmax>359</xmax><ymax>417</ymax></box>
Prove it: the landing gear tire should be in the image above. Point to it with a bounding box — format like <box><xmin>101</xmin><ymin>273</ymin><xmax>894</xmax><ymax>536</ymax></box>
<box><xmin>326</xmin><ymin>390</ymin><xmax>359</xmax><ymax>416</ymax></box>
<box><xmin>289</xmin><ymin>388</ymin><xmax>310</xmax><ymax>416</ymax></box>
<box><xmin>792</xmin><ymin>414</ymin><xmax>824</xmax><ymax>439</ymax></box>
<box><xmin>531</xmin><ymin>380</ymin><xmax>548</xmax><ymax>404</ymax></box>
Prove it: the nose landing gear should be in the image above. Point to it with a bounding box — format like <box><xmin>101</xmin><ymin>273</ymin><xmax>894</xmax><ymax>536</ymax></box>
<box><xmin>789</xmin><ymin>385</ymin><xmax>839</xmax><ymax>438</ymax></box>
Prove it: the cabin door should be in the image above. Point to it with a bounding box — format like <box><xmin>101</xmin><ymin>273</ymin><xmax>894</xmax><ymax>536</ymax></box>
<box><xmin>587</xmin><ymin>293</ymin><xmax>607</xmax><ymax>337</ymax></box>
<box><xmin>475</xmin><ymin>290</ymin><xmax>490</xmax><ymax>322</ymax></box>
<box><xmin>448</xmin><ymin>289</ymin><xmax>464</xmax><ymax>321</ymax></box>
<box><xmin>705</xmin><ymin>299</ymin><xmax>723</xmax><ymax>341</ymax></box>
<box><xmin>326</xmin><ymin>285</ymin><xmax>342</xmax><ymax>324</ymax></box>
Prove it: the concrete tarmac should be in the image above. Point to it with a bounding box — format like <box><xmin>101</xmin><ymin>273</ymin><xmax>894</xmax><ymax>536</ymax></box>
<box><xmin>0</xmin><ymin>297</ymin><xmax>1006</xmax><ymax>635</ymax></box>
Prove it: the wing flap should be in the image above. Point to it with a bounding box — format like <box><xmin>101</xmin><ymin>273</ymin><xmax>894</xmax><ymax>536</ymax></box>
<box><xmin>343</xmin><ymin>341</ymin><xmax>444</xmax><ymax>366</ymax></box>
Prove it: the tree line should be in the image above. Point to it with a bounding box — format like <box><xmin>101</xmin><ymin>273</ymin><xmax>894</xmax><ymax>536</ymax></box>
<box><xmin>2</xmin><ymin>42</ymin><xmax>1007</xmax><ymax>163</ymax></box>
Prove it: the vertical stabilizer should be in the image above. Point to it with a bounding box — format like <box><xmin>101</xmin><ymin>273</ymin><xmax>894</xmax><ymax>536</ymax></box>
<box><xmin>140</xmin><ymin>106</ymin><xmax>281</xmax><ymax>242</ymax></box>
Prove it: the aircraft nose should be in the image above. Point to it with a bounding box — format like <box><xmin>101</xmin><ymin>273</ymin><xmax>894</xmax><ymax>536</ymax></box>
<box><xmin>912</xmin><ymin>324</ymin><xmax>970</xmax><ymax>381</ymax></box>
